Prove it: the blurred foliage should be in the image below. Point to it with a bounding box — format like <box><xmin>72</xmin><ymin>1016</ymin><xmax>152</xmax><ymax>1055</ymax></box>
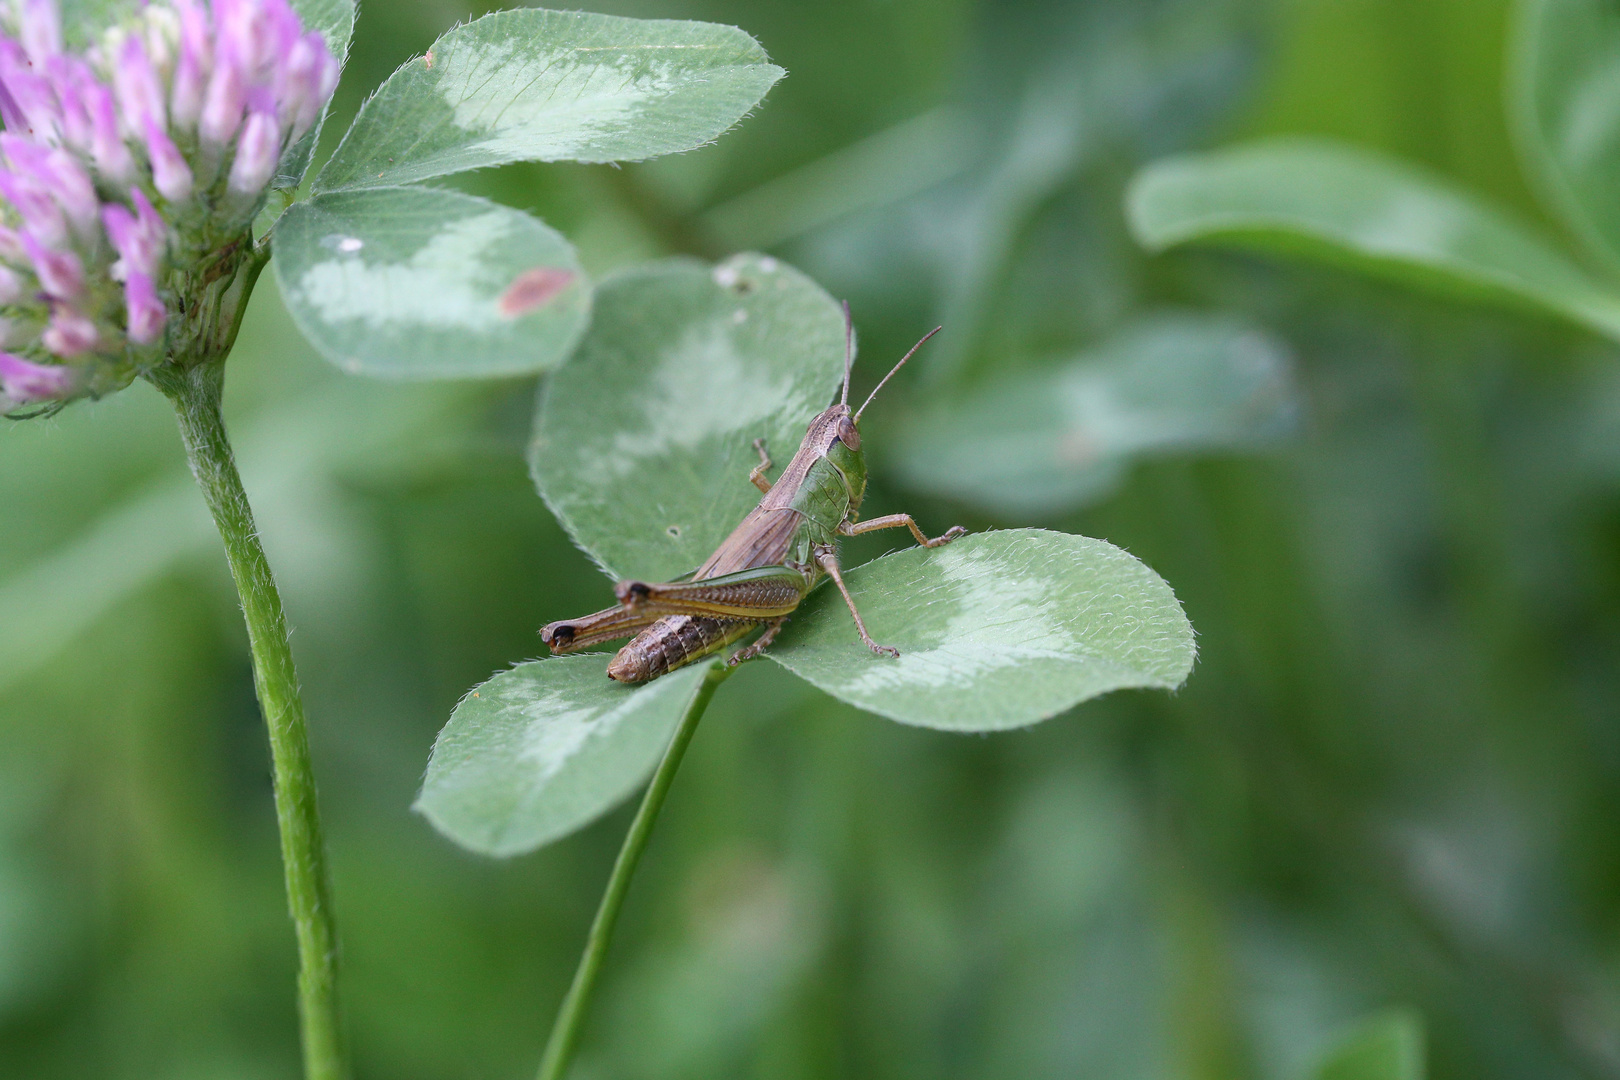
<box><xmin>1128</xmin><ymin>139</ymin><xmax>1620</xmax><ymax>340</ymax></box>
<box><xmin>892</xmin><ymin>312</ymin><xmax>1297</xmax><ymax>516</ymax></box>
<box><xmin>1312</xmin><ymin>1010</ymin><xmax>1425</xmax><ymax>1080</ymax></box>
<box><xmin>3</xmin><ymin>0</ymin><xmax>1620</xmax><ymax>1078</ymax></box>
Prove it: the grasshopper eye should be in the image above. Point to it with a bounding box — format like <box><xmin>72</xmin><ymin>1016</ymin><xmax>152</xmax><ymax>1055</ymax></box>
<box><xmin>837</xmin><ymin>415</ymin><xmax>861</xmax><ymax>450</ymax></box>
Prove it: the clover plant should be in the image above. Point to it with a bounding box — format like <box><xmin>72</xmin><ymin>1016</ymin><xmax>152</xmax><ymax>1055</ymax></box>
<box><xmin>0</xmin><ymin>1</ymin><xmax>1203</xmax><ymax>1076</ymax></box>
<box><xmin>417</xmin><ymin>255</ymin><xmax>1197</xmax><ymax>1077</ymax></box>
<box><xmin>0</xmin><ymin>0</ymin><xmax>783</xmax><ymax>1074</ymax></box>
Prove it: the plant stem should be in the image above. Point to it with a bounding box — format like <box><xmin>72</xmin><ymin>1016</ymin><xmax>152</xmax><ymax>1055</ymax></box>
<box><xmin>153</xmin><ymin>360</ymin><xmax>347</xmax><ymax>1080</ymax></box>
<box><xmin>536</xmin><ymin>661</ymin><xmax>732</xmax><ymax>1080</ymax></box>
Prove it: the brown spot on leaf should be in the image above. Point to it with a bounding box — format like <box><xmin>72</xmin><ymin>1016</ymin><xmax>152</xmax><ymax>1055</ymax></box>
<box><xmin>499</xmin><ymin>267</ymin><xmax>575</xmax><ymax>318</ymax></box>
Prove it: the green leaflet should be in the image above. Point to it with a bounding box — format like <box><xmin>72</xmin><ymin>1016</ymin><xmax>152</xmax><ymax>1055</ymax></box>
<box><xmin>272</xmin><ymin>186</ymin><xmax>590</xmax><ymax>379</ymax></box>
<box><xmin>315</xmin><ymin>8</ymin><xmax>784</xmax><ymax>192</ymax></box>
<box><xmin>289</xmin><ymin>0</ymin><xmax>355</xmax><ymax>54</ymax></box>
<box><xmin>435</xmin><ymin>252</ymin><xmax>1203</xmax><ymax>853</ymax></box>
<box><xmin>416</xmin><ymin>657</ymin><xmax>715</xmax><ymax>857</ymax></box>
<box><xmin>1314</xmin><ymin>1011</ymin><xmax>1426</xmax><ymax>1080</ymax></box>
<box><xmin>767</xmin><ymin>530</ymin><xmax>1195</xmax><ymax>732</ymax></box>
<box><xmin>892</xmin><ymin>313</ymin><xmax>1296</xmax><ymax>518</ymax></box>
<box><xmin>530</xmin><ymin>255</ymin><xmax>846</xmax><ymax>583</ymax></box>
<box><xmin>419</xmin><ymin>529</ymin><xmax>1195</xmax><ymax>856</ymax></box>
<box><xmin>1511</xmin><ymin>0</ymin><xmax>1620</xmax><ymax>277</ymax></box>
<box><xmin>1127</xmin><ymin>139</ymin><xmax>1620</xmax><ymax>341</ymax></box>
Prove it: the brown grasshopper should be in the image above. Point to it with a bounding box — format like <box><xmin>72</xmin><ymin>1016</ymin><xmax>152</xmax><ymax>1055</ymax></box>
<box><xmin>541</xmin><ymin>310</ymin><xmax>966</xmax><ymax>683</ymax></box>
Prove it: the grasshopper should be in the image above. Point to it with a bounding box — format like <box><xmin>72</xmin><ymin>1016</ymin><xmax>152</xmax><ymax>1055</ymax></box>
<box><xmin>541</xmin><ymin>309</ymin><xmax>967</xmax><ymax>683</ymax></box>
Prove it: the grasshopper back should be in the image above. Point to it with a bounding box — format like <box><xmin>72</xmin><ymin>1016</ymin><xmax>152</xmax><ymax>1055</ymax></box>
<box><xmin>697</xmin><ymin>402</ymin><xmax>867</xmax><ymax>576</ymax></box>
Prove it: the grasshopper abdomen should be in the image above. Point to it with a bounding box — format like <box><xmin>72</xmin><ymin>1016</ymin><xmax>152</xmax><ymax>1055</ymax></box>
<box><xmin>605</xmin><ymin>616</ymin><xmax>752</xmax><ymax>683</ymax></box>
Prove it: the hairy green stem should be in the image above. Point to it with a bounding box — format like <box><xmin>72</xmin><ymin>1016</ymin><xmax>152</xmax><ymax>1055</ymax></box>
<box><xmin>153</xmin><ymin>360</ymin><xmax>347</xmax><ymax>1080</ymax></box>
<box><xmin>536</xmin><ymin>661</ymin><xmax>732</xmax><ymax>1080</ymax></box>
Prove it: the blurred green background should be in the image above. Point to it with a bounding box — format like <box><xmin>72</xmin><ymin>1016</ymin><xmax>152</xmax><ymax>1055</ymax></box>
<box><xmin>4</xmin><ymin>0</ymin><xmax>1619</xmax><ymax>1076</ymax></box>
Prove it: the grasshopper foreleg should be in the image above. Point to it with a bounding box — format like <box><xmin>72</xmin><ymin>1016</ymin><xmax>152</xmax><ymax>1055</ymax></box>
<box><xmin>838</xmin><ymin>514</ymin><xmax>966</xmax><ymax>548</ymax></box>
<box><xmin>727</xmin><ymin>616</ymin><xmax>788</xmax><ymax>668</ymax></box>
<box><xmin>749</xmin><ymin>438</ymin><xmax>774</xmax><ymax>494</ymax></box>
<box><xmin>814</xmin><ymin>545</ymin><xmax>899</xmax><ymax>659</ymax></box>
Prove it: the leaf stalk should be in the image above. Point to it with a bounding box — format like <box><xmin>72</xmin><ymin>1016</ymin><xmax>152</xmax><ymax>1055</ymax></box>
<box><xmin>536</xmin><ymin>660</ymin><xmax>732</xmax><ymax>1080</ymax></box>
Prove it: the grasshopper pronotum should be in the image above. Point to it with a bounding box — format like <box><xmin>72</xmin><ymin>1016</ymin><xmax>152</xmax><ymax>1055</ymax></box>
<box><xmin>541</xmin><ymin>308</ymin><xmax>967</xmax><ymax>683</ymax></box>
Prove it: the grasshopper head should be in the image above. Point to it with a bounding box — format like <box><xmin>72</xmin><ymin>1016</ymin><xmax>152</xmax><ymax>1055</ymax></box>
<box><xmin>812</xmin><ymin>310</ymin><xmax>940</xmax><ymax>511</ymax></box>
<box><xmin>808</xmin><ymin>401</ymin><xmax>868</xmax><ymax>510</ymax></box>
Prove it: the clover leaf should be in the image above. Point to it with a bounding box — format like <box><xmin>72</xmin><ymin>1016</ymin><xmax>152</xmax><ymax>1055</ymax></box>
<box><xmin>274</xmin><ymin>7</ymin><xmax>783</xmax><ymax>380</ymax></box>
<box><xmin>421</xmin><ymin>253</ymin><xmax>1195</xmax><ymax>856</ymax></box>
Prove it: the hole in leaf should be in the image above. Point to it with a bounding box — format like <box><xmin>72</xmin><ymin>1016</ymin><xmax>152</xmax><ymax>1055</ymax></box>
<box><xmin>712</xmin><ymin>264</ymin><xmax>755</xmax><ymax>295</ymax></box>
<box><xmin>666</xmin><ymin>525</ymin><xmax>682</xmax><ymax>538</ymax></box>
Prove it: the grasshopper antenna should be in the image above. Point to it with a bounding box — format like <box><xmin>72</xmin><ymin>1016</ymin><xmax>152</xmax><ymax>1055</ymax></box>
<box><xmin>840</xmin><ymin>300</ymin><xmax>854</xmax><ymax>407</ymax></box>
<box><xmin>855</xmin><ymin>326</ymin><xmax>942</xmax><ymax>422</ymax></box>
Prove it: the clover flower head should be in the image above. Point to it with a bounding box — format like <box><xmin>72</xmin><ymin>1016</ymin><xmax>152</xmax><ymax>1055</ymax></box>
<box><xmin>0</xmin><ymin>0</ymin><xmax>340</xmax><ymax>415</ymax></box>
